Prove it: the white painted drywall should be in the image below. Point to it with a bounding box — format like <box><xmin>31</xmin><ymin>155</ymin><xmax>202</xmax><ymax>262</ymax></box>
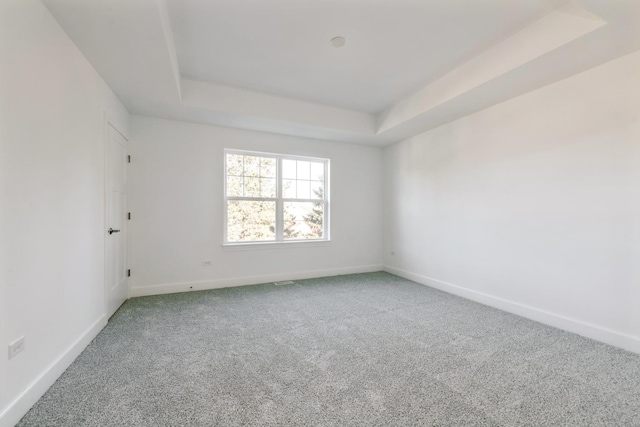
<box><xmin>0</xmin><ymin>1</ymin><xmax>129</xmax><ymax>424</ymax></box>
<box><xmin>383</xmin><ymin>49</ymin><xmax>640</xmax><ymax>352</ymax></box>
<box><xmin>128</xmin><ymin>116</ymin><xmax>383</xmax><ymax>296</ymax></box>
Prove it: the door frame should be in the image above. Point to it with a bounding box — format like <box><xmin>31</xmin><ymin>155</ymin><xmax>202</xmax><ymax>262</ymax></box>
<box><xmin>103</xmin><ymin>112</ymin><xmax>130</xmax><ymax>319</ymax></box>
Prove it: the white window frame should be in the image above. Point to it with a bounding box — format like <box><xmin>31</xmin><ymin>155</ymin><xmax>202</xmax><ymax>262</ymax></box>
<box><xmin>223</xmin><ymin>149</ymin><xmax>330</xmax><ymax>245</ymax></box>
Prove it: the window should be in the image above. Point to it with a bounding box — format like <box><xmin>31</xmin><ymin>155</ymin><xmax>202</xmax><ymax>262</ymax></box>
<box><xmin>224</xmin><ymin>150</ymin><xmax>329</xmax><ymax>244</ymax></box>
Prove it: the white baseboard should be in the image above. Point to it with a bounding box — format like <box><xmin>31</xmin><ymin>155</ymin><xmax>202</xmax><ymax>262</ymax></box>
<box><xmin>130</xmin><ymin>264</ymin><xmax>384</xmax><ymax>297</ymax></box>
<box><xmin>384</xmin><ymin>265</ymin><xmax>640</xmax><ymax>355</ymax></box>
<box><xmin>0</xmin><ymin>316</ymin><xmax>107</xmax><ymax>427</ymax></box>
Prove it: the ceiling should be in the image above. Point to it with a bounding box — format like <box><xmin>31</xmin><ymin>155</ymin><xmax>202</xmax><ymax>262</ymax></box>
<box><xmin>168</xmin><ymin>0</ymin><xmax>560</xmax><ymax>114</ymax></box>
<box><xmin>43</xmin><ymin>0</ymin><xmax>640</xmax><ymax>146</ymax></box>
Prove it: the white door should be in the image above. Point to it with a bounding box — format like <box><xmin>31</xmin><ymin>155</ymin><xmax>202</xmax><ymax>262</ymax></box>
<box><xmin>106</xmin><ymin>124</ymin><xmax>128</xmax><ymax>318</ymax></box>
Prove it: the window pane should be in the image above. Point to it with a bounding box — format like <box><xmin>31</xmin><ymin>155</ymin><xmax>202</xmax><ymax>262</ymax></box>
<box><xmin>227</xmin><ymin>154</ymin><xmax>243</xmax><ymax>176</ymax></box>
<box><xmin>297</xmin><ymin>180</ymin><xmax>310</xmax><ymax>199</ymax></box>
<box><xmin>311</xmin><ymin>162</ymin><xmax>324</xmax><ymax>181</ymax></box>
<box><xmin>244</xmin><ymin>177</ymin><xmax>261</xmax><ymax>197</ymax></box>
<box><xmin>283</xmin><ymin>179</ymin><xmax>296</xmax><ymax>198</ymax></box>
<box><xmin>244</xmin><ymin>156</ymin><xmax>261</xmax><ymax>177</ymax></box>
<box><xmin>282</xmin><ymin>159</ymin><xmax>296</xmax><ymax>179</ymax></box>
<box><xmin>227</xmin><ymin>176</ymin><xmax>243</xmax><ymax>197</ymax></box>
<box><xmin>311</xmin><ymin>181</ymin><xmax>323</xmax><ymax>199</ymax></box>
<box><xmin>261</xmin><ymin>157</ymin><xmax>276</xmax><ymax>178</ymax></box>
<box><xmin>260</xmin><ymin>178</ymin><xmax>276</xmax><ymax>198</ymax></box>
<box><xmin>227</xmin><ymin>200</ymin><xmax>275</xmax><ymax>242</ymax></box>
<box><xmin>296</xmin><ymin>161</ymin><xmax>310</xmax><ymax>180</ymax></box>
<box><xmin>283</xmin><ymin>202</ymin><xmax>323</xmax><ymax>240</ymax></box>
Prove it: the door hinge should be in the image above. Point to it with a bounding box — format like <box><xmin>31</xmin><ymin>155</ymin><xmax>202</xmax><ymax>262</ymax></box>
<box><xmin>127</xmin><ymin>269</ymin><xmax>131</xmax><ymax>277</ymax></box>
<box><xmin>127</xmin><ymin>212</ymin><xmax>131</xmax><ymax>220</ymax></box>
<box><xmin>127</xmin><ymin>155</ymin><xmax>131</xmax><ymax>163</ymax></box>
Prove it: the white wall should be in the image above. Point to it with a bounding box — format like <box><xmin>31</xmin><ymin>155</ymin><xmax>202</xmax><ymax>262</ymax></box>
<box><xmin>0</xmin><ymin>1</ymin><xmax>129</xmax><ymax>425</ymax></box>
<box><xmin>128</xmin><ymin>116</ymin><xmax>383</xmax><ymax>296</ymax></box>
<box><xmin>383</xmin><ymin>49</ymin><xmax>640</xmax><ymax>353</ymax></box>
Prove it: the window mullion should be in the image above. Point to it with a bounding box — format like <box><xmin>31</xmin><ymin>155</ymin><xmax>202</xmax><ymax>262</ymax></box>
<box><xmin>282</xmin><ymin>198</ymin><xmax>321</xmax><ymax>203</ymax></box>
<box><xmin>227</xmin><ymin>196</ymin><xmax>275</xmax><ymax>202</ymax></box>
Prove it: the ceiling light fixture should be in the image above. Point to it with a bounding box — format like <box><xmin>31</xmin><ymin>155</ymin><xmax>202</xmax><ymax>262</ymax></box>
<box><xmin>330</xmin><ymin>36</ymin><xmax>346</xmax><ymax>48</ymax></box>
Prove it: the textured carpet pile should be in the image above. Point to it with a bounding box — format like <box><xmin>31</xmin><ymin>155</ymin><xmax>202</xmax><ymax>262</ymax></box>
<box><xmin>18</xmin><ymin>272</ymin><xmax>640</xmax><ymax>426</ymax></box>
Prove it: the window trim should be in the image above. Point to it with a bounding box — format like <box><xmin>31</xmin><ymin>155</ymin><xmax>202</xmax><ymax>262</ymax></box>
<box><xmin>223</xmin><ymin>149</ymin><xmax>330</xmax><ymax>246</ymax></box>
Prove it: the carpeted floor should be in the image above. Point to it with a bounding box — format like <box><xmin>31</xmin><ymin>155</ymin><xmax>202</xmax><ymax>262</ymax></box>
<box><xmin>18</xmin><ymin>272</ymin><xmax>640</xmax><ymax>426</ymax></box>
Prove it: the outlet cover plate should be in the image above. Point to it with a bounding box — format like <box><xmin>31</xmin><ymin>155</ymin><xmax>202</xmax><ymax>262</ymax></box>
<box><xmin>8</xmin><ymin>336</ymin><xmax>25</xmax><ymax>360</ymax></box>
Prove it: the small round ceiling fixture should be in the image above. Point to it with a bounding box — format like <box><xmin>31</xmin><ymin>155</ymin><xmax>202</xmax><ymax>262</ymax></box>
<box><xmin>330</xmin><ymin>36</ymin><xmax>346</xmax><ymax>48</ymax></box>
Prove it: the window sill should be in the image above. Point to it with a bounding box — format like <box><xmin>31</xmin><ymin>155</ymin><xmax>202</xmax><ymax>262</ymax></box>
<box><xmin>222</xmin><ymin>239</ymin><xmax>331</xmax><ymax>251</ymax></box>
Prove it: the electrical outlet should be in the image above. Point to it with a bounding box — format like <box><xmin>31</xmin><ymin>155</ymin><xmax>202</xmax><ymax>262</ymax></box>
<box><xmin>202</xmin><ymin>261</ymin><xmax>212</xmax><ymax>267</ymax></box>
<box><xmin>8</xmin><ymin>336</ymin><xmax>25</xmax><ymax>360</ymax></box>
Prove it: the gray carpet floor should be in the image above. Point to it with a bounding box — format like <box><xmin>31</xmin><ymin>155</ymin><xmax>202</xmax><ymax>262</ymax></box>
<box><xmin>18</xmin><ymin>272</ymin><xmax>640</xmax><ymax>426</ymax></box>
